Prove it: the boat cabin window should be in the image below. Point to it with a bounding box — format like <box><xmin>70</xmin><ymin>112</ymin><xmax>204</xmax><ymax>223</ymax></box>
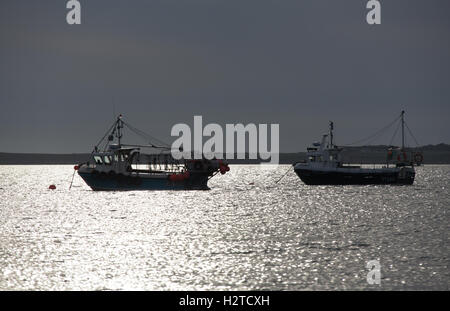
<box><xmin>94</xmin><ymin>156</ymin><xmax>103</xmax><ymax>165</ymax></box>
<box><xmin>103</xmin><ymin>155</ymin><xmax>112</xmax><ymax>165</ymax></box>
<box><xmin>114</xmin><ymin>155</ymin><xmax>119</xmax><ymax>162</ymax></box>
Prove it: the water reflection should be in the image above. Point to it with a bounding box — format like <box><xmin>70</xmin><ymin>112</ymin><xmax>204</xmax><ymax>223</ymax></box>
<box><xmin>0</xmin><ymin>165</ymin><xmax>448</xmax><ymax>290</ymax></box>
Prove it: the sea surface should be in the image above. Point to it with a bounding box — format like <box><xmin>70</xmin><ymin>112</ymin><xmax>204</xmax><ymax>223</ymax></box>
<box><xmin>0</xmin><ymin>165</ymin><xmax>448</xmax><ymax>290</ymax></box>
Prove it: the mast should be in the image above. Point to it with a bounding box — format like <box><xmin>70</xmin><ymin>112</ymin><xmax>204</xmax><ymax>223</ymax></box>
<box><xmin>116</xmin><ymin>114</ymin><xmax>123</xmax><ymax>147</ymax></box>
<box><xmin>329</xmin><ymin>121</ymin><xmax>334</xmax><ymax>148</ymax></box>
<box><xmin>401</xmin><ymin>110</ymin><xmax>405</xmax><ymax>150</ymax></box>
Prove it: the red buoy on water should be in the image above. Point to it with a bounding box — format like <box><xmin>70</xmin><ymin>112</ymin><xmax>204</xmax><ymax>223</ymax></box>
<box><xmin>49</xmin><ymin>184</ymin><xmax>56</xmax><ymax>190</ymax></box>
<box><xmin>219</xmin><ymin>163</ymin><xmax>230</xmax><ymax>174</ymax></box>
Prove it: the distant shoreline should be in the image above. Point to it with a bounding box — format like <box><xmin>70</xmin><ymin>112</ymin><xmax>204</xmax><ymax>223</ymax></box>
<box><xmin>1</xmin><ymin>144</ymin><xmax>450</xmax><ymax>164</ymax></box>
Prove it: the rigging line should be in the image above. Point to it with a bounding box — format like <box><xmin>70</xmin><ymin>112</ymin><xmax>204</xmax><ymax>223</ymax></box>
<box><xmin>93</xmin><ymin>120</ymin><xmax>117</xmax><ymax>151</ymax></box>
<box><xmin>365</xmin><ymin>128</ymin><xmax>391</xmax><ymax>146</ymax></box>
<box><xmin>121</xmin><ymin>143</ymin><xmax>171</xmax><ymax>150</ymax></box>
<box><xmin>122</xmin><ymin>121</ymin><xmax>170</xmax><ymax>148</ymax></box>
<box><xmin>69</xmin><ymin>169</ymin><xmax>76</xmax><ymax>190</ymax></box>
<box><xmin>123</xmin><ymin>124</ymin><xmax>157</xmax><ymax>144</ymax></box>
<box><xmin>405</xmin><ymin>122</ymin><xmax>421</xmax><ymax>147</ymax></box>
<box><xmin>122</xmin><ymin>122</ymin><xmax>164</xmax><ymax>147</ymax></box>
<box><xmin>389</xmin><ymin>119</ymin><xmax>402</xmax><ymax>146</ymax></box>
<box><xmin>275</xmin><ymin>166</ymin><xmax>292</xmax><ymax>184</ymax></box>
<box><xmin>342</xmin><ymin>114</ymin><xmax>401</xmax><ymax>146</ymax></box>
<box><xmin>99</xmin><ymin>139</ymin><xmax>108</xmax><ymax>152</ymax></box>
<box><xmin>344</xmin><ymin>114</ymin><xmax>401</xmax><ymax>146</ymax></box>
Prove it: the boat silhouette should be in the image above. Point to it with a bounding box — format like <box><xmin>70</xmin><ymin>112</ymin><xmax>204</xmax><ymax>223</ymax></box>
<box><xmin>76</xmin><ymin>115</ymin><xmax>229</xmax><ymax>191</ymax></box>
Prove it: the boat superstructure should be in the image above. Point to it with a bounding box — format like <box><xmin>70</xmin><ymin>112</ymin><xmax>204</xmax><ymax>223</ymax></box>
<box><xmin>76</xmin><ymin>115</ymin><xmax>229</xmax><ymax>191</ymax></box>
<box><xmin>293</xmin><ymin>111</ymin><xmax>420</xmax><ymax>185</ymax></box>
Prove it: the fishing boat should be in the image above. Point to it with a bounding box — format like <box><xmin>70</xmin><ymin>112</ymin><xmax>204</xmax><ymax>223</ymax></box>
<box><xmin>75</xmin><ymin>115</ymin><xmax>229</xmax><ymax>191</ymax></box>
<box><xmin>293</xmin><ymin>111</ymin><xmax>422</xmax><ymax>185</ymax></box>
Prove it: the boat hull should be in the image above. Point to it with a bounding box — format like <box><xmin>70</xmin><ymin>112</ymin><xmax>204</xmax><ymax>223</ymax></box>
<box><xmin>294</xmin><ymin>168</ymin><xmax>415</xmax><ymax>185</ymax></box>
<box><xmin>78</xmin><ymin>171</ymin><xmax>210</xmax><ymax>191</ymax></box>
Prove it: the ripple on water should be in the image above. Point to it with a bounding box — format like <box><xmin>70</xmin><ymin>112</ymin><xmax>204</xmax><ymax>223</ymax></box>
<box><xmin>0</xmin><ymin>164</ymin><xmax>448</xmax><ymax>290</ymax></box>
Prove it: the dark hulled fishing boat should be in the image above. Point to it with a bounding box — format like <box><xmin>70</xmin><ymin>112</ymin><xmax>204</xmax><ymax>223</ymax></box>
<box><xmin>76</xmin><ymin>115</ymin><xmax>229</xmax><ymax>191</ymax></box>
<box><xmin>293</xmin><ymin>111</ymin><xmax>422</xmax><ymax>185</ymax></box>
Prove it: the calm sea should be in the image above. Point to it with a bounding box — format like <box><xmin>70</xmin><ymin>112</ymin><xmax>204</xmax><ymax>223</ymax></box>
<box><xmin>0</xmin><ymin>165</ymin><xmax>448</xmax><ymax>290</ymax></box>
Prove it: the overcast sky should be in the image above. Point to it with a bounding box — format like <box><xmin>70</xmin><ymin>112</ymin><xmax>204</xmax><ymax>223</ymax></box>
<box><xmin>1</xmin><ymin>0</ymin><xmax>449</xmax><ymax>153</ymax></box>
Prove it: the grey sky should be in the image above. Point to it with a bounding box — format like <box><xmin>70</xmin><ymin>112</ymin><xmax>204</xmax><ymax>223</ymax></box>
<box><xmin>1</xmin><ymin>0</ymin><xmax>449</xmax><ymax>153</ymax></box>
